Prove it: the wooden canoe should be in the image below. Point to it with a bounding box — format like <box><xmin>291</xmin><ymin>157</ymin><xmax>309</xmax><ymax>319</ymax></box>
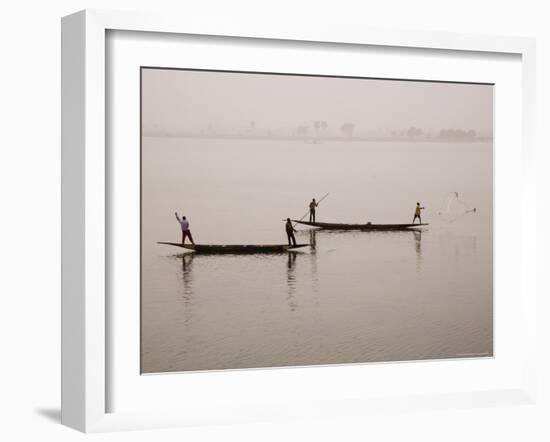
<box><xmin>157</xmin><ymin>242</ymin><xmax>309</xmax><ymax>254</ymax></box>
<box><xmin>292</xmin><ymin>220</ymin><xmax>428</xmax><ymax>231</ymax></box>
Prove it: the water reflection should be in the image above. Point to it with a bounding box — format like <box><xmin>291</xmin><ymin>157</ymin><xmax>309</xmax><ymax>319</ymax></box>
<box><xmin>176</xmin><ymin>250</ymin><xmax>312</xmax><ymax>316</ymax></box>
<box><xmin>297</xmin><ymin>226</ymin><xmax>426</xmax><ymax>274</ymax></box>
<box><xmin>437</xmin><ymin>232</ymin><xmax>479</xmax><ymax>265</ymax></box>
<box><xmin>286</xmin><ymin>252</ymin><xmax>298</xmax><ymax>312</ymax></box>
<box><xmin>179</xmin><ymin>253</ymin><xmax>195</xmax><ymax>325</ymax></box>
<box><xmin>297</xmin><ymin>228</ymin><xmax>321</xmax><ymax>290</ymax></box>
<box><xmin>306</xmin><ymin>230</ymin><xmax>321</xmax><ymax>312</ymax></box>
<box><xmin>309</xmin><ymin>229</ymin><xmax>317</xmax><ymax>250</ymax></box>
<box><xmin>180</xmin><ymin>253</ymin><xmax>194</xmax><ymax>296</ymax></box>
<box><xmin>310</xmin><ymin>230</ymin><xmax>320</xmax><ymax>286</ymax></box>
<box><xmin>413</xmin><ymin>230</ymin><xmax>422</xmax><ymax>273</ymax></box>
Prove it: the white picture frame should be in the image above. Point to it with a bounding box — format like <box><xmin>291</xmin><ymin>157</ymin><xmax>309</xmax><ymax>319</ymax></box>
<box><xmin>61</xmin><ymin>9</ymin><xmax>537</xmax><ymax>433</ymax></box>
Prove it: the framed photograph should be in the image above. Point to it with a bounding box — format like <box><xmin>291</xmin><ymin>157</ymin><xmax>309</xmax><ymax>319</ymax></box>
<box><xmin>61</xmin><ymin>9</ymin><xmax>537</xmax><ymax>432</ymax></box>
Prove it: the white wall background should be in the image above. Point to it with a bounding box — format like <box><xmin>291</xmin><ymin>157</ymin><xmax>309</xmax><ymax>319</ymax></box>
<box><xmin>0</xmin><ymin>0</ymin><xmax>548</xmax><ymax>440</ymax></box>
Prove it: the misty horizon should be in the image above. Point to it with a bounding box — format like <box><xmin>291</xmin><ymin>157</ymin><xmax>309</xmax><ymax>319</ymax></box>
<box><xmin>142</xmin><ymin>68</ymin><xmax>494</xmax><ymax>140</ymax></box>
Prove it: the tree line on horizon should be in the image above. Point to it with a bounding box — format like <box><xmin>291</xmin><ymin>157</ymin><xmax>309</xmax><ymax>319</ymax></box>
<box><xmin>144</xmin><ymin>120</ymin><xmax>487</xmax><ymax>140</ymax></box>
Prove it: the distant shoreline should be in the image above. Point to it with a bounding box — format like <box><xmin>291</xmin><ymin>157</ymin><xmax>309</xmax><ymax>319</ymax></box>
<box><xmin>142</xmin><ymin>134</ymin><xmax>493</xmax><ymax>143</ymax></box>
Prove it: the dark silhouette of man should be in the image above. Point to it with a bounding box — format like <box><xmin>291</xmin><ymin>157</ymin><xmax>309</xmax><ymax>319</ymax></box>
<box><xmin>309</xmin><ymin>198</ymin><xmax>318</xmax><ymax>223</ymax></box>
<box><xmin>285</xmin><ymin>218</ymin><xmax>297</xmax><ymax>246</ymax></box>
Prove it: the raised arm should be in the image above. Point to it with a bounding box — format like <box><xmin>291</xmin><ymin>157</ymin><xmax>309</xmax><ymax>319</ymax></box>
<box><xmin>175</xmin><ymin>212</ymin><xmax>181</xmax><ymax>222</ymax></box>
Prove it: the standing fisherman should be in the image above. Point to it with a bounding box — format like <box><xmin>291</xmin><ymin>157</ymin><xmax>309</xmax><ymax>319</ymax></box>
<box><xmin>285</xmin><ymin>218</ymin><xmax>297</xmax><ymax>246</ymax></box>
<box><xmin>309</xmin><ymin>198</ymin><xmax>319</xmax><ymax>223</ymax></box>
<box><xmin>412</xmin><ymin>202</ymin><xmax>425</xmax><ymax>224</ymax></box>
<box><xmin>175</xmin><ymin>212</ymin><xmax>195</xmax><ymax>245</ymax></box>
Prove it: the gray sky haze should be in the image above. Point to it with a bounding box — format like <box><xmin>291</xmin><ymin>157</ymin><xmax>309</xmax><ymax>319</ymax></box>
<box><xmin>142</xmin><ymin>68</ymin><xmax>493</xmax><ymax>137</ymax></box>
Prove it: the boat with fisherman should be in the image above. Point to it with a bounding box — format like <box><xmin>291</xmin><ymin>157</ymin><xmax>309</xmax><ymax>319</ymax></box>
<box><xmin>157</xmin><ymin>242</ymin><xmax>309</xmax><ymax>254</ymax></box>
<box><xmin>292</xmin><ymin>220</ymin><xmax>428</xmax><ymax>231</ymax></box>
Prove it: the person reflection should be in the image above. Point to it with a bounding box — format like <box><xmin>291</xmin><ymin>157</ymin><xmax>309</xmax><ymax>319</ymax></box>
<box><xmin>309</xmin><ymin>229</ymin><xmax>317</xmax><ymax>250</ymax></box>
<box><xmin>413</xmin><ymin>230</ymin><xmax>422</xmax><ymax>272</ymax></box>
<box><xmin>181</xmin><ymin>252</ymin><xmax>194</xmax><ymax>281</ymax></box>
<box><xmin>286</xmin><ymin>252</ymin><xmax>297</xmax><ymax>312</ymax></box>
<box><xmin>180</xmin><ymin>253</ymin><xmax>195</xmax><ymax>302</ymax></box>
<box><xmin>287</xmin><ymin>251</ymin><xmax>297</xmax><ymax>269</ymax></box>
<box><xmin>308</xmin><ymin>229</ymin><xmax>319</xmax><ymax>298</ymax></box>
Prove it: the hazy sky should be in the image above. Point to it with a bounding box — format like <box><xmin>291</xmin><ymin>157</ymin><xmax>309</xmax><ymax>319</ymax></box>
<box><xmin>141</xmin><ymin>68</ymin><xmax>493</xmax><ymax>135</ymax></box>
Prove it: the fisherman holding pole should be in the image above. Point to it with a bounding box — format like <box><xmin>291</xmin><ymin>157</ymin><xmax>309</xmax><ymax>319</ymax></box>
<box><xmin>285</xmin><ymin>193</ymin><xmax>329</xmax><ymax>228</ymax></box>
<box><xmin>309</xmin><ymin>198</ymin><xmax>319</xmax><ymax>223</ymax></box>
<box><xmin>285</xmin><ymin>218</ymin><xmax>297</xmax><ymax>246</ymax></box>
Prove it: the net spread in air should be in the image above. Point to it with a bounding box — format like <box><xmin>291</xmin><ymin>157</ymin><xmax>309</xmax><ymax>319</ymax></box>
<box><xmin>437</xmin><ymin>192</ymin><xmax>477</xmax><ymax>223</ymax></box>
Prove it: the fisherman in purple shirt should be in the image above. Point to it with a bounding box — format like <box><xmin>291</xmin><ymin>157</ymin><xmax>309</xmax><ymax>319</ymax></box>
<box><xmin>175</xmin><ymin>212</ymin><xmax>195</xmax><ymax>245</ymax></box>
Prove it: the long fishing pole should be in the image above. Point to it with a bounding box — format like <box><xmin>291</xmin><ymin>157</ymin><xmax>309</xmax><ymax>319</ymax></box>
<box><xmin>293</xmin><ymin>192</ymin><xmax>330</xmax><ymax>227</ymax></box>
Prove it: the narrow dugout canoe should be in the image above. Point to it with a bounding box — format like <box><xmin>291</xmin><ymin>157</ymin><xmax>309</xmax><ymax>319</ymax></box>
<box><xmin>292</xmin><ymin>220</ymin><xmax>428</xmax><ymax>231</ymax></box>
<box><xmin>157</xmin><ymin>242</ymin><xmax>309</xmax><ymax>254</ymax></box>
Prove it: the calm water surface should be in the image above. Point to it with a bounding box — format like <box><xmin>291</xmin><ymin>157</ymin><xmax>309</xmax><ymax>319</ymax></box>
<box><xmin>141</xmin><ymin>138</ymin><xmax>493</xmax><ymax>373</ymax></box>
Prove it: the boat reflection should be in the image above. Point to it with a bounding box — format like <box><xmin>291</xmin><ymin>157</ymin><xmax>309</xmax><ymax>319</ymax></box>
<box><xmin>296</xmin><ymin>225</ymin><xmax>424</xmax><ymax>273</ymax></box>
<box><xmin>174</xmin><ymin>243</ymin><xmax>319</xmax><ymax>317</ymax></box>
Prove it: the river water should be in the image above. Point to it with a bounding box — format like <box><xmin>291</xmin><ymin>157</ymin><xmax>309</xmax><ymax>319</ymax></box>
<box><xmin>141</xmin><ymin>137</ymin><xmax>493</xmax><ymax>373</ymax></box>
